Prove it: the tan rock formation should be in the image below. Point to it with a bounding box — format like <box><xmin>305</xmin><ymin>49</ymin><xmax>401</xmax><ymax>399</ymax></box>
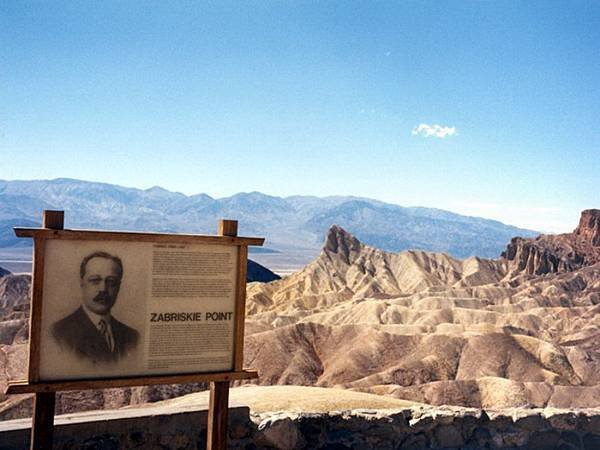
<box><xmin>243</xmin><ymin>219</ymin><xmax>600</xmax><ymax>409</ymax></box>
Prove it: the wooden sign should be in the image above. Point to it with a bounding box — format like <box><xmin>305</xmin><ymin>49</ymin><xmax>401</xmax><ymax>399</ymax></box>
<box><xmin>5</xmin><ymin>210</ymin><xmax>263</xmax><ymax>450</ymax></box>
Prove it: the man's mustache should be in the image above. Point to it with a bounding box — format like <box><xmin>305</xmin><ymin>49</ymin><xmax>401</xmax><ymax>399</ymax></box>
<box><xmin>93</xmin><ymin>293</ymin><xmax>112</xmax><ymax>302</ymax></box>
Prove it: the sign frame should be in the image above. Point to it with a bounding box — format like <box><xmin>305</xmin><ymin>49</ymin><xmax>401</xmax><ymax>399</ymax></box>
<box><xmin>4</xmin><ymin>210</ymin><xmax>263</xmax><ymax>450</ymax></box>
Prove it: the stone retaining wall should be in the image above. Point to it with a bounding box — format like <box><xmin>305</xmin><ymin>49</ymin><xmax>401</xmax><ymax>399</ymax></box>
<box><xmin>0</xmin><ymin>404</ymin><xmax>598</xmax><ymax>449</ymax></box>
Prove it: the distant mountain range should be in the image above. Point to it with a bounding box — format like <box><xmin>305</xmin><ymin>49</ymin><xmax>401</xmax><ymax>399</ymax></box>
<box><xmin>0</xmin><ymin>178</ymin><xmax>538</xmax><ymax>269</ymax></box>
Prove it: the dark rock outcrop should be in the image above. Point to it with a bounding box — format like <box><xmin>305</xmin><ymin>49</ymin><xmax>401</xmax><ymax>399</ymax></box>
<box><xmin>0</xmin><ymin>274</ymin><xmax>31</xmax><ymax>314</ymax></box>
<box><xmin>502</xmin><ymin>236</ymin><xmax>577</xmax><ymax>275</ymax></box>
<box><xmin>0</xmin><ymin>274</ymin><xmax>30</xmax><ymax>346</ymax></box>
<box><xmin>323</xmin><ymin>224</ymin><xmax>362</xmax><ymax>265</ymax></box>
<box><xmin>575</xmin><ymin>209</ymin><xmax>600</xmax><ymax>247</ymax></box>
<box><xmin>502</xmin><ymin>209</ymin><xmax>600</xmax><ymax>275</ymax></box>
<box><xmin>247</xmin><ymin>260</ymin><xmax>280</xmax><ymax>283</ymax></box>
<box><xmin>0</xmin><ymin>267</ymin><xmax>10</xmax><ymax>278</ymax></box>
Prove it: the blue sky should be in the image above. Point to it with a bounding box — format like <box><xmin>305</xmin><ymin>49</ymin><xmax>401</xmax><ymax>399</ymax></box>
<box><xmin>1</xmin><ymin>1</ymin><xmax>599</xmax><ymax>232</ymax></box>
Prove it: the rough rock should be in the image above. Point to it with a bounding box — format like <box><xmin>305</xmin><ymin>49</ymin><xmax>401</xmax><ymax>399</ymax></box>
<box><xmin>575</xmin><ymin>209</ymin><xmax>600</xmax><ymax>247</ymax></box>
<box><xmin>1</xmin><ymin>396</ymin><xmax>598</xmax><ymax>450</ymax></box>
<box><xmin>502</xmin><ymin>209</ymin><xmax>600</xmax><ymax>276</ymax></box>
<box><xmin>0</xmin><ymin>274</ymin><xmax>31</xmax><ymax>314</ymax></box>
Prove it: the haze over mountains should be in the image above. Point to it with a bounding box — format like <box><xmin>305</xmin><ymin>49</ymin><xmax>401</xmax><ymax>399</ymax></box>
<box><xmin>0</xmin><ymin>178</ymin><xmax>538</xmax><ymax>272</ymax></box>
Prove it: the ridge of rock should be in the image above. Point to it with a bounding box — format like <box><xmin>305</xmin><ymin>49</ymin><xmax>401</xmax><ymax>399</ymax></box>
<box><xmin>0</xmin><ymin>274</ymin><xmax>30</xmax><ymax>312</ymax></box>
<box><xmin>575</xmin><ymin>209</ymin><xmax>600</xmax><ymax>246</ymax></box>
<box><xmin>502</xmin><ymin>209</ymin><xmax>600</xmax><ymax>276</ymax></box>
<box><xmin>246</xmin><ymin>225</ymin><xmax>508</xmax><ymax>315</ymax></box>
<box><xmin>323</xmin><ymin>225</ymin><xmax>362</xmax><ymax>265</ymax></box>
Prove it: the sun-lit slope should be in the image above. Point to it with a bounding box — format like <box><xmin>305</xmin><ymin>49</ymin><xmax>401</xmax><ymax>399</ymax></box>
<box><xmin>247</xmin><ymin>225</ymin><xmax>508</xmax><ymax>315</ymax></box>
<box><xmin>147</xmin><ymin>385</ymin><xmax>426</xmax><ymax>413</ymax></box>
<box><xmin>244</xmin><ymin>221</ymin><xmax>600</xmax><ymax>408</ymax></box>
<box><xmin>244</xmin><ymin>323</ymin><xmax>584</xmax><ymax>389</ymax></box>
<box><xmin>366</xmin><ymin>378</ymin><xmax>600</xmax><ymax>409</ymax></box>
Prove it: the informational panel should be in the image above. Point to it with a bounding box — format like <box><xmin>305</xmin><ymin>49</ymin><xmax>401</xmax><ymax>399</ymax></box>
<box><xmin>38</xmin><ymin>239</ymin><xmax>238</xmax><ymax>381</ymax></box>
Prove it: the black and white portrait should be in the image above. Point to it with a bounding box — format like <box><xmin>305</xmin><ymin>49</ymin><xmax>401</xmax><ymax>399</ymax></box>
<box><xmin>39</xmin><ymin>240</ymin><xmax>148</xmax><ymax>380</ymax></box>
<box><xmin>51</xmin><ymin>251</ymin><xmax>139</xmax><ymax>364</ymax></box>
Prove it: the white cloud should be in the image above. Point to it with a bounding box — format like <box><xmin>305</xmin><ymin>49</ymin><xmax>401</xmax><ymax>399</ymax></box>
<box><xmin>412</xmin><ymin>123</ymin><xmax>457</xmax><ymax>138</ymax></box>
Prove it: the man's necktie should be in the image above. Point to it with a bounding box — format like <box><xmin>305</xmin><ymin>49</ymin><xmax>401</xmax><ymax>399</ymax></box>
<box><xmin>98</xmin><ymin>318</ymin><xmax>114</xmax><ymax>352</ymax></box>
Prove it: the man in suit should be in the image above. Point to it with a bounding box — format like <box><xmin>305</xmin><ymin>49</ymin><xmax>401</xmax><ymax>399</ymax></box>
<box><xmin>51</xmin><ymin>251</ymin><xmax>139</xmax><ymax>364</ymax></box>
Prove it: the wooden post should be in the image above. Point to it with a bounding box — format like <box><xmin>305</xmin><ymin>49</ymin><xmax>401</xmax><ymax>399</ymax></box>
<box><xmin>31</xmin><ymin>392</ymin><xmax>56</xmax><ymax>450</ymax></box>
<box><xmin>42</xmin><ymin>210</ymin><xmax>64</xmax><ymax>230</ymax></box>
<box><xmin>217</xmin><ymin>219</ymin><xmax>238</xmax><ymax>238</ymax></box>
<box><xmin>206</xmin><ymin>219</ymin><xmax>238</xmax><ymax>450</ymax></box>
<box><xmin>206</xmin><ymin>381</ymin><xmax>230</xmax><ymax>450</ymax></box>
<box><xmin>234</xmin><ymin>245</ymin><xmax>248</xmax><ymax>371</ymax></box>
<box><xmin>30</xmin><ymin>210</ymin><xmax>63</xmax><ymax>450</ymax></box>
